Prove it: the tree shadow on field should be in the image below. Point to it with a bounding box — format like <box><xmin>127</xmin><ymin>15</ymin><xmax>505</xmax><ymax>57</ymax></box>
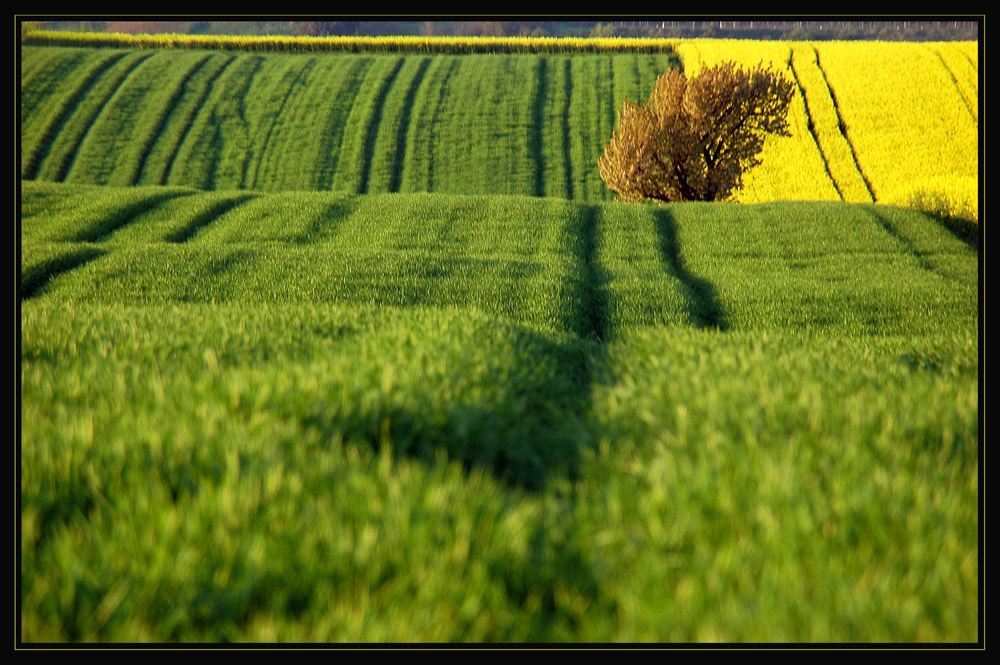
<box><xmin>297</xmin><ymin>323</ymin><xmax>602</xmax><ymax>492</ymax></box>
<box><xmin>293</xmin><ymin>205</ymin><xmax>613</xmax><ymax>492</ymax></box>
<box><xmin>652</xmin><ymin>207</ymin><xmax>730</xmax><ymax>331</ymax></box>
<box><xmin>927</xmin><ymin>212</ymin><xmax>979</xmax><ymax>252</ymax></box>
<box><xmin>578</xmin><ymin>205</ymin><xmax>610</xmax><ymax>342</ymax></box>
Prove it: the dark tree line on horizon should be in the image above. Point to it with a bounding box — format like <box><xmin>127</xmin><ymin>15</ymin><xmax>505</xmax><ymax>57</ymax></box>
<box><xmin>31</xmin><ymin>19</ymin><xmax>980</xmax><ymax>42</ymax></box>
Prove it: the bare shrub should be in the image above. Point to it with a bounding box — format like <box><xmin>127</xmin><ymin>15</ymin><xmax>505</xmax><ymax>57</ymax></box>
<box><xmin>599</xmin><ymin>62</ymin><xmax>795</xmax><ymax>202</ymax></box>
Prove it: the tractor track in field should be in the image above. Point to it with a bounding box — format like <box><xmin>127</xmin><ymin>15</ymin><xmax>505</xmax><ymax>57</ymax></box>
<box><xmin>166</xmin><ymin>194</ymin><xmax>258</xmax><ymax>244</ymax></box>
<box><xmin>250</xmin><ymin>57</ymin><xmax>319</xmax><ymax>190</ymax></box>
<box><xmin>813</xmin><ymin>47</ymin><xmax>877</xmax><ymax>203</ymax></box>
<box><xmin>22</xmin><ymin>51</ymin><xmax>128</xmax><ymax>181</ymax></box>
<box><xmin>388</xmin><ymin>57</ymin><xmax>432</xmax><ymax>194</ymax></box>
<box><xmin>20</xmin><ymin>247</ymin><xmax>105</xmax><ymax>301</ymax></box>
<box><xmin>926</xmin><ymin>45</ymin><xmax>977</xmax><ymax>124</ymax></box>
<box><xmin>55</xmin><ymin>53</ymin><xmax>157</xmax><ymax>184</ymax></box>
<box><xmin>132</xmin><ymin>54</ymin><xmax>215</xmax><ymax>186</ymax></box>
<box><xmin>159</xmin><ymin>55</ymin><xmax>238</xmax><ymax>186</ymax></box>
<box><xmin>357</xmin><ymin>58</ymin><xmax>406</xmax><ymax>195</ymax></box>
<box><xmin>788</xmin><ymin>49</ymin><xmax>844</xmax><ymax>202</ymax></box>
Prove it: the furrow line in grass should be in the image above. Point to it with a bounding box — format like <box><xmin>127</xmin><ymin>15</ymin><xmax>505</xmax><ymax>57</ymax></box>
<box><xmin>166</xmin><ymin>194</ymin><xmax>258</xmax><ymax>244</ymax></box>
<box><xmin>57</xmin><ymin>52</ymin><xmax>156</xmax><ymax>184</ymax></box>
<box><xmin>604</xmin><ymin>56</ymin><xmax>617</xmax><ymax>158</ymax></box>
<box><xmin>598</xmin><ymin>57</ymin><xmax>617</xmax><ymax>201</ymax></box>
<box><xmin>311</xmin><ymin>57</ymin><xmax>374</xmax><ymax>192</ymax></box>
<box><xmin>562</xmin><ymin>58</ymin><xmax>575</xmax><ymax>201</ymax></box>
<box><xmin>19</xmin><ymin>47</ymin><xmax>88</xmax><ymax>131</ymax></box>
<box><xmin>250</xmin><ymin>57</ymin><xmax>318</xmax><ymax>190</ymax></box>
<box><xmin>74</xmin><ymin>52</ymin><xmax>208</xmax><ymax>188</ymax></box>
<box><xmin>329</xmin><ymin>57</ymin><xmax>402</xmax><ymax>194</ymax></box>
<box><xmin>405</xmin><ymin>56</ymin><xmax>463</xmax><ymax>194</ymax></box>
<box><xmin>427</xmin><ymin>58</ymin><xmax>462</xmax><ymax>193</ymax></box>
<box><xmin>386</xmin><ymin>57</ymin><xmax>432</xmax><ymax>193</ymax></box>
<box><xmin>357</xmin><ymin>58</ymin><xmax>405</xmax><ymax>195</ymax></box>
<box><xmin>132</xmin><ymin>53</ymin><xmax>214</xmax><ymax>186</ymax></box>
<box><xmin>615</xmin><ymin>56</ymin><xmax>642</xmax><ymax>110</ymax></box>
<box><xmin>569</xmin><ymin>58</ymin><xmax>615</xmax><ymax>202</ymax></box>
<box><xmin>396</xmin><ymin>56</ymin><xmax>443</xmax><ymax>193</ymax></box>
<box><xmin>862</xmin><ymin>205</ymin><xmax>969</xmax><ymax>285</ymax></box>
<box><xmin>927</xmin><ymin>46</ymin><xmax>977</xmax><ymax>125</ymax></box>
<box><xmin>537</xmin><ymin>55</ymin><xmax>569</xmax><ymax>200</ymax></box>
<box><xmin>206</xmin><ymin>249</ymin><xmax>252</xmax><ymax>278</ymax></box>
<box><xmin>173</xmin><ymin>54</ymin><xmax>265</xmax><ymax>191</ymax></box>
<box><xmin>581</xmin><ymin>205</ymin><xmax>608</xmax><ymax>341</ymax></box>
<box><xmin>532</xmin><ymin>57</ymin><xmax>547</xmax><ymax>199</ymax></box>
<box><xmin>813</xmin><ymin>46</ymin><xmax>876</xmax><ymax>203</ymax></box>
<box><xmin>293</xmin><ymin>197</ymin><xmax>358</xmax><ymax>244</ymax></box>
<box><xmin>239</xmin><ymin>57</ymin><xmax>317</xmax><ymax>191</ymax></box>
<box><xmin>68</xmin><ymin>191</ymin><xmax>195</xmax><ymax>243</ymax></box>
<box><xmin>652</xmin><ymin>207</ymin><xmax>729</xmax><ymax>331</ymax></box>
<box><xmin>20</xmin><ymin>246</ymin><xmax>105</xmax><ymax>301</ymax></box>
<box><xmin>260</xmin><ymin>58</ymin><xmax>340</xmax><ymax>191</ymax></box>
<box><xmin>159</xmin><ymin>55</ymin><xmax>237</xmax><ymax>186</ymax></box>
<box><xmin>18</xmin><ymin>46</ymin><xmax>68</xmax><ymax>93</ymax></box>
<box><xmin>788</xmin><ymin>49</ymin><xmax>843</xmax><ymax>202</ymax></box>
<box><xmin>22</xmin><ymin>51</ymin><xmax>129</xmax><ymax>181</ymax></box>
<box><xmin>235</xmin><ymin>56</ymin><xmax>267</xmax><ymax>190</ymax></box>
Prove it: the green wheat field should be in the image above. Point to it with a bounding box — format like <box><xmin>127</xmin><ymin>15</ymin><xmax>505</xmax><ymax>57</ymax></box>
<box><xmin>19</xmin><ymin>36</ymin><xmax>979</xmax><ymax>643</ymax></box>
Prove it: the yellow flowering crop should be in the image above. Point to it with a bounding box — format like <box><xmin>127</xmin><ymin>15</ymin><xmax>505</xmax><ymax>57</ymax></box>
<box><xmin>672</xmin><ymin>39</ymin><xmax>977</xmax><ymax>213</ymax></box>
<box><xmin>813</xmin><ymin>41</ymin><xmax>977</xmax><ymax>204</ymax></box>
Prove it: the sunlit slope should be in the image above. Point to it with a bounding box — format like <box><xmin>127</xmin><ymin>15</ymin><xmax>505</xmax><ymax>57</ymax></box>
<box><xmin>676</xmin><ymin>40</ymin><xmax>978</xmax><ymax>209</ymax></box>
<box><xmin>22</xmin><ymin>181</ymin><xmax>977</xmax><ymax>338</ymax></box>
<box><xmin>19</xmin><ymin>47</ymin><xmax>677</xmax><ymax>202</ymax></box>
<box><xmin>19</xmin><ymin>181</ymin><xmax>979</xmax><ymax>641</ymax></box>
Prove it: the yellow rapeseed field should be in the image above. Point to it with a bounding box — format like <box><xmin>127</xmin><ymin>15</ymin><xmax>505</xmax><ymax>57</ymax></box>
<box><xmin>814</xmin><ymin>42</ymin><xmax>977</xmax><ymax>199</ymax></box>
<box><xmin>675</xmin><ymin>39</ymin><xmax>978</xmax><ymax>220</ymax></box>
<box><xmin>788</xmin><ymin>43</ymin><xmax>873</xmax><ymax>203</ymax></box>
<box><xmin>927</xmin><ymin>42</ymin><xmax>978</xmax><ymax>123</ymax></box>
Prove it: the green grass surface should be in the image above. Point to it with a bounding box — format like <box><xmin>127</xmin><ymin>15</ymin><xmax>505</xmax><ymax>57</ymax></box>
<box><xmin>20</xmin><ymin>48</ymin><xmax>681</xmax><ymax>202</ymax></box>
<box><xmin>20</xmin><ymin>181</ymin><xmax>979</xmax><ymax>642</ymax></box>
<box><xmin>21</xmin><ymin>182</ymin><xmax>977</xmax><ymax>336</ymax></box>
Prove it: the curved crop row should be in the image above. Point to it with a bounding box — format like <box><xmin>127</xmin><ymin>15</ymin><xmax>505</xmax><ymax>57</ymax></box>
<box><xmin>21</xmin><ymin>47</ymin><xmax>682</xmax><ymax>203</ymax></box>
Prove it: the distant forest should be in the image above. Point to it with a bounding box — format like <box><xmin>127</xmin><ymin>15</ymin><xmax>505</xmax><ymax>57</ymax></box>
<box><xmin>29</xmin><ymin>19</ymin><xmax>980</xmax><ymax>42</ymax></box>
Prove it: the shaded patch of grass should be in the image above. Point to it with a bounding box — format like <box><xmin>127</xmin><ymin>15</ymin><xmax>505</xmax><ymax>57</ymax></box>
<box><xmin>20</xmin><ymin>245</ymin><xmax>105</xmax><ymax>300</ymax></box>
